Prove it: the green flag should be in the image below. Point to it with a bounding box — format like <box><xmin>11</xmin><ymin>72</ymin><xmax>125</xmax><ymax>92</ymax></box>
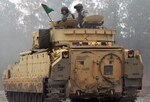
<box><xmin>41</xmin><ymin>4</ymin><xmax>54</xmax><ymax>14</ymax></box>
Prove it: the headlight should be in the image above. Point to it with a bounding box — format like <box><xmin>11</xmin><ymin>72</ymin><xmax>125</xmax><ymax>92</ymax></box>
<box><xmin>128</xmin><ymin>50</ymin><xmax>134</xmax><ymax>58</ymax></box>
<box><xmin>62</xmin><ymin>51</ymin><xmax>69</xmax><ymax>58</ymax></box>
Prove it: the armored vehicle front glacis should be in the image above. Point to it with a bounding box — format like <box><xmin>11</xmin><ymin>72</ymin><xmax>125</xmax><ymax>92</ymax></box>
<box><xmin>3</xmin><ymin>15</ymin><xmax>143</xmax><ymax>102</ymax></box>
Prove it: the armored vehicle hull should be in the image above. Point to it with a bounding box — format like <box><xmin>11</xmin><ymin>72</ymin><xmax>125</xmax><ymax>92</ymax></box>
<box><xmin>3</xmin><ymin>15</ymin><xmax>143</xmax><ymax>102</ymax></box>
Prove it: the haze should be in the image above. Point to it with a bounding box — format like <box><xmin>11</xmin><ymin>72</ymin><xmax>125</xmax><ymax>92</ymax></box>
<box><xmin>0</xmin><ymin>0</ymin><xmax>150</xmax><ymax>89</ymax></box>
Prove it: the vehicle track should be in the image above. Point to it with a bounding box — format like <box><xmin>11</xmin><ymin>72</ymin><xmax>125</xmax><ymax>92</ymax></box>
<box><xmin>1</xmin><ymin>91</ymin><xmax>150</xmax><ymax>102</ymax></box>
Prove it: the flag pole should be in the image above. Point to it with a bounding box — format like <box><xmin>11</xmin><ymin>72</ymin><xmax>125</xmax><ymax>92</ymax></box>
<box><xmin>47</xmin><ymin>13</ymin><xmax>53</xmax><ymax>22</ymax></box>
<box><xmin>41</xmin><ymin>4</ymin><xmax>55</xmax><ymax>27</ymax></box>
<box><xmin>46</xmin><ymin>13</ymin><xmax>55</xmax><ymax>28</ymax></box>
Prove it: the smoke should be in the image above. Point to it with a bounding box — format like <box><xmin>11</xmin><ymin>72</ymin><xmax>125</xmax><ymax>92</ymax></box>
<box><xmin>0</xmin><ymin>0</ymin><xmax>150</xmax><ymax>90</ymax></box>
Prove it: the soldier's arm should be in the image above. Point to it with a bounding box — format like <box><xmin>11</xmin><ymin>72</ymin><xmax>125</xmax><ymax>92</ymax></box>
<box><xmin>82</xmin><ymin>10</ymin><xmax>88</xmax><ymax>17</ymax></box>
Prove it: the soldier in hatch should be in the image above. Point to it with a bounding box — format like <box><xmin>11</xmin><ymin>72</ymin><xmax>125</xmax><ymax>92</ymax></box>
<box><xmin>61</xmin><ymin>6</ymin><xmax>75</xmax><ymax>21</ymax></box>
<box><xmin>74</xmin><ymin>3</ymin><xmax>88</xmax><ymax>27</ymax></box>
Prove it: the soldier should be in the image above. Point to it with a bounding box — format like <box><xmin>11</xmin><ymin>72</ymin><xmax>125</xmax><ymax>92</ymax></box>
<box><xmin>74</xmin><ymin>3</ymin><xmax>88</xmax><ymax>27</ymax></box>
<box><xmin>61</xmin><ymin>6</ymin><xmax>75</xmax><ymax>21</ymax></box>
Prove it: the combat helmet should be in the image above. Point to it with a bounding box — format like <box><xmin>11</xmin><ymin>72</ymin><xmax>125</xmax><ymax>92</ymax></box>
<box><xmin>61</xmin><ymin>6</ymin><xmax>69</xmax><ymax>14</ymax></box>
<box><xmin>74</xmin><ymin>3</ymin><xmax>83</xmax><ymax>12</ymax></box>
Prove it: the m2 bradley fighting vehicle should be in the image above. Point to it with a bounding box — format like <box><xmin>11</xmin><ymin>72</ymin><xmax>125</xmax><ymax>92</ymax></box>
<box><xmin>3</xmin><ymin>15</ymin><xmax>143</xmax><ymax>102</ymax></box>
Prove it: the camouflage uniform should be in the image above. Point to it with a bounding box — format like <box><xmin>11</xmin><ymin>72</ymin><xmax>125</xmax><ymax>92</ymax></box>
<box><xmin>62</xmin><ymin>12</ymin><xmax>74</xmax><ymax>21</ymax></box>
<box><xmin>74</xmin><ymin>4</ymin><xmax>88</xmax><ymax>27</ymax></box>
<box><xmin>77</xmin><ymin>9</ymin><xmax>88</xmax><ymax>21</ymax></box>
<box><xmin>61</xmin><ymin>7</ymin><xmax>74</xmax><ymax>22</ymax></box>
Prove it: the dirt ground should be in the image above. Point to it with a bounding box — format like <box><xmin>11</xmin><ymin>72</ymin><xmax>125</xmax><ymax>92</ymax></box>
<box><xmin>0</xmin><ymin>88</ymin><xmax>150</xmax><ymax>102</ymax></box>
